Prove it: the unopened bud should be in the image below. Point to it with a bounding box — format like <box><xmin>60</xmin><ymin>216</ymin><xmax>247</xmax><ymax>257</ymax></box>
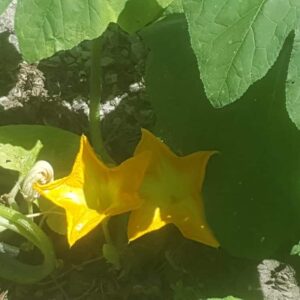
<box><xmin>22</xmin><ymin>160</ymin><xmax>54</xmax><ymax>201</ymax></box>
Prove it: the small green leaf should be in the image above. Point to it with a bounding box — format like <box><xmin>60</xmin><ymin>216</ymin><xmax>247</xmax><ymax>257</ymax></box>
<box><xmin>183</xmin><ymin>0</ymin><xmax>298</xmax><ymax>107</ymax></box>
<box><xmin>0</xmin><ymin>140</ymin><xmax>42</xmax><ymax>176</ymax></box>
<box><xmin>286</xmin><ymin>28</ymin><xmax>300</xmax><ymax>129</ymax></box>
<box><xmin>118</xmin><ymin>0</ymin><xmax>174</xmax><ymax>33</ymax></box>
<box><xmin>15</xmin><ymin>0</ymin><xmax>128</xmax><ymax>62</ymax></box>
<box><xmin>0</xmin><ymin>205</ymin><xmax>56</xmax><ymax>283</ymax></box>
<box><xmin>291</xmin><ymin>241</ymin><xmax>300</xmax><ymax>255</ymax></box>
<box><xmin>0</xmin><ymin>0</ymin><xmax>11</xmax><ymax>15</ymax></box>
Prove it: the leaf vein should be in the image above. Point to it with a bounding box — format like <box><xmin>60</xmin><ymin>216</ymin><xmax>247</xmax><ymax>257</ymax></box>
<box><xmin>215</xmin><ymin>0</ymin><xmax>268</xmax><ymax>105</ymax></box>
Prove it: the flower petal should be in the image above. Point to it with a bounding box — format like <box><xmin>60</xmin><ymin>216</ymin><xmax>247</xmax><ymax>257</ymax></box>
<box><xmin>36</xmin><ymin>135</ymin><xmax>150</xmax><ymax>246</ymax></box>
<box><xmin>128</xmin><ymin>129</ymin><xmax>219</xmax><ymax>247</ymax></box>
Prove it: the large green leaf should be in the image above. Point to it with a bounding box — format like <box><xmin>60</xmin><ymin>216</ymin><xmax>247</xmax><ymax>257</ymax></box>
<box><xmin>0</xmin><ymin>140</ymin><xmax>42</xmax><ymax>176</ymax></box>
<box><xmin>15</xmin><ymin>0</ymin><xmax>128</xmax><ymax>62</ymax></box>
<box><xmin>141</xmin><ymin>15</ymin><xmax>300</xmax><ymax>259</ymax></box>
<box><xmin>0</xmin><ymin>0</ymin><xmax>11</xmax><ymax>15</ymax></box>
<box><xmin>183</xmin><ymin>0</ymin><xmax>298</xmax><ymax>107</ymax></box>
<box><xmin>286</xmin><ymin>28</ymin><xmax>300</xmax><ymax>129</ymax></box>
<box><xmin>118</xmin><ymin>0</ymin><xmax>174</xmax><ymax>33</ymax></box>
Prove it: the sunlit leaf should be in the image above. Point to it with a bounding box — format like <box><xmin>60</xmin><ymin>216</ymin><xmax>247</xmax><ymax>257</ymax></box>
<box><xmin>0</xmin><ymin>125</ymin><xmax>79</xmax><ymax>177</ymax></box>
<box><xmin>0</xmin><ymin>0</ymin><xmax>11</xmax><ymax>15</ymax></box>
<box><xmin>15</xmin><ymin>0</ymin><xmax>128</xmax><ymax>62</ymax></box>
<box><xmin>164</xmin><ymin>0</ymin><xmax>183</xmax><ymax>15</ymax></box>
<box><xmin>0</xmin><ymin>140</ymin><xmax>42</xmax><ymax>176</ymax></box>
<box><xmin>183</xmin><ymin>0</ymin><xmax>298</xmax><ymax>107</ymax></box>
<box><xmin>118</xmin><ymin>0</ymin><xmax>174</xmax><ymax>33</ymax></box>
<box><xmin>286</xmin><ymin>28</ymin><xmax>300</xmax><ymax>129</ymax></box>
<box><xmin>291</xmin><ymin>241</ymin><xmax>300</xmax><ymax>256</ymax></box>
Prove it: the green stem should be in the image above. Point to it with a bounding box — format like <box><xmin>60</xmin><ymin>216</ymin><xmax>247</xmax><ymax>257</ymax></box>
<box><xmin>0</xmin><ymin>205</ymin><xmax>56</xmax><ymax>284</ymax></box>
<box><xmin>27</xmin><ymin>199</ymin><xmax>34</xmax><ymax>220</ymax></box>
<box><xmin>102</xmin><ymin>217</ymin><xmax>121</xmax><ymax>269</ymax></box>
<box><xmin>6</xmin><ymin>175</ymin><xmax>23</xmax><ymax>211</ymax></box>
<box><xmin>89</xmin><ymin>36</ymin><xmax>114</xmax><ymax>164</ymax></box>
<box><xmin>102</xmin><ymin>218</ymin><xmax>112</xmax><ymax>245</ymax></box>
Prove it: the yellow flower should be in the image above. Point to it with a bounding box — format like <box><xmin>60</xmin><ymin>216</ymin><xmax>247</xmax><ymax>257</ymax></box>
<box><xmin>128</xmin><ymin>129</ymin><xmax>219</xmax><ymax>247</ymax></box>
<box><xmin>35</xmin><ymin>135</ymin><xmax>150</xmax><ymax>246</ymax></box>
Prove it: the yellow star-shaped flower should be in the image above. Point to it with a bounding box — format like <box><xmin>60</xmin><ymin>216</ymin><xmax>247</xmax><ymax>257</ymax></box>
<box><xmin>35</xmin><ymin>135</ymin><xmax>150</xmax><ymax>246</ymax></box>
<box><xmin>128</xmin><ymin>129</ymin><xmax>219</xmax><ymax>247</ymax></box>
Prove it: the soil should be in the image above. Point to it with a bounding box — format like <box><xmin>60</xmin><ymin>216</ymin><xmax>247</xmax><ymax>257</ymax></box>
<box><xmin>1</xmin><ymin>2</ymin><xmax>300</xmax><ymax>300</ymax></box>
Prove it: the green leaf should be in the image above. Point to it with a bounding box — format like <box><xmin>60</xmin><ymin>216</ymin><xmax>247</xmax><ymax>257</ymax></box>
<box><xmin>0</xmin><ymin>125</ymin><xmax>80</xmax><ymax>235</ymax></box>
<box><xmin>0</xmin><ymin>140</ymin><xmax>42</xmax><ymax>176</ymax></box>
<box><xmin>0</xmin><ymin>0</ymin><xmax>11</xmax><ymax>15</ymax></box>
<box><xmin>0</xmin><ymin>125</ymin><xmax>79</xmax><ymax>178</ymax></box>
<box><xmin>118</xmin><ymin>0</ymin><xmax>174</xmax><ymax>33</ymax></box>
<box><xmin>286</xmin><ymin>29</ymin><xmax>300</xmax><ymax>129</ymax></box>
<box><xmin>291</xmin><ymin>241</ymin><xmax>300</xmax><ymax>255</ymax></box>
<box><xmin>164</xmin><ymin>0</ymin><xmax>183</xmax><ymax>15</ymax></box>
<box><xmin>0</xmin><ymin>205</ymin><xmax>56</xmax><ymax>283</ymax></box>
<box><xmin>15</xmin><ymin>0</ymin><xmax>128</xmax><ymax>62</ymax></box>
<box><xmin>141</xmin><ymin>15</ymin><xmax>300</xmax><ymax>259</ymax></box>
<box><xmin>183</xmin><ymin>0</ymin><xmax>298</xmax><ymax>107</ymax></box>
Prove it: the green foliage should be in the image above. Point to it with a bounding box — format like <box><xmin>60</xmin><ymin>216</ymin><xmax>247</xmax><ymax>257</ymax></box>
<box><xmin>0</xmin><ymin>140</ymin><xmax>42</xmax><ymax>176</ymax></box>
<box><xmin>0</xmin><ymin>205</ymin><xmax>56</xmax><ymax>283</ymax></box>
<box><xmin>15</xmin><ymin>0</ymin><xmax>128</xmax><ymax>62</ymax></box>
<box><xmin>6</xmin><ymin>0</ymin><xmax>300</xmax><ymax>294</ymax></box>
<box><xmin>0</xmin><ymin>0</ymin><xmax>11</xmax><ymax>15</ymax></box>
<box><xmin>15</xmin><ymin>0</ymin><xmax>173</xmax><ymax>63</ymax></box>
<box><xmin>164</xmin><ymin>0</ymin><xmax>183</xmax><ymax>15</ymax></box>
<box><xmin>141</xmin><ymin>14</ymin><xmax>300</xmax><ymax>259</ymax></box>
<box><xmin>0</xmin><ymin>125</ymin><xmax>79</xmax><ymax>181</ymax></box>
<box><xmin>291</xmin><ymin>241</ymin><xmax>300</xmax><ymax>256</ymax></box>
<box><xmin>286</xmin><ymin>28</ymin><xmax>300</xmax><ymax>129</ymax></box>
<box><xmin>0</xmin><ymin>125</ymin><xmax>80</xmax><ymax>236</ymax></box>
<box><xmin>183</xmin><ymin>0</ymin><xmax>299</xmax><ymax>108</ymax></box>
<box><xmin>118</xmin><ymin>0</ymin><xmax>173</xmax><ymax>33</ymax></box>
